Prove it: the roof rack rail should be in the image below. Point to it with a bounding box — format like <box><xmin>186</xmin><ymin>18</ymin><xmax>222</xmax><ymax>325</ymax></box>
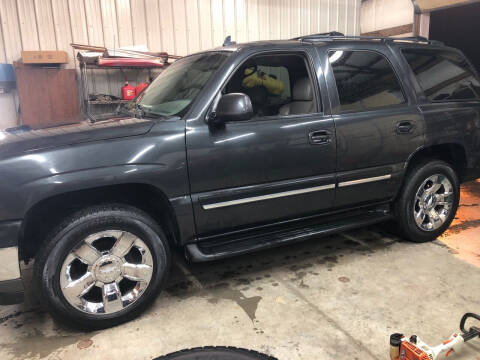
<box><xmin>291</xmin><ymin>31</ymin><xmax>345</xmax><ymax>40</ymax></box>
<box><xmin>293</xmin><ymin>32</ymin><xmax>444</xmax><ymax>46</ymax></box>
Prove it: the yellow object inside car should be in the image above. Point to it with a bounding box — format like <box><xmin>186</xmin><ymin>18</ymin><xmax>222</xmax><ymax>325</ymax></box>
<box><xmin>242</xmin><ymin>67</ymin><xmax>285</xmax><ymax>96</ymax></box>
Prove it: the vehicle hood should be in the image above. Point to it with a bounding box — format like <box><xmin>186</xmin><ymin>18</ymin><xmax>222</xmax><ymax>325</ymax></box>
<box><xmin>0</xmin><ymin>117</ymin><xmax>154</xmax><ymax>158</ymax></box>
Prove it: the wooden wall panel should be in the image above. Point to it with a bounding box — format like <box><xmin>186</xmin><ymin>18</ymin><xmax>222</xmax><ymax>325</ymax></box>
<box><xmin>34</xmin><ymin>0</ymin><xmax>57</xmax><ymax>50</ymax></box>
<box><xmin>211</xmin><ymin>0</ymin><xmax>224</xmax><ymax>48</ymax></box>
<box><xmin>68</xmin><ymin>0</ymin><xmax>89</xmax><ymax>45</ymax></box>
<box><xmin>0</xmin><ymin>0</ymin><xmax>361</xmax><ymax>129</ymax></box>
<box><xmin>172</xmin><ymin>0</ymin><xmax>188</xmax><ymax>56</ymax></box>
<box><xmin>51</xmin><ymin>0</ymin><xmax>74</xmax><ymax>67</ymax></box>
<box><xmin>246</xmin><ymin>0</ymin><xmax>259</xmax><ymax>41</ymax></box>
<box><xmin>290</xmin><ymin>0</ymin><xmax>301</xmax><ymax>38</ymax></box>
<box><xmin>257</xmin><ymin>0</ymin><xmax>270</xmax><ymax>41</ymax></box>
<box><xmin>300</xmin><ymin>0</ymin><xmax>311</xmax><ymax>37</ymax></box>
<box><xmin>159</xmin><ymin>0</ymin><xmax>175</xmax><ymax>55</ymax></box>
<box><xmin>130</xmin><ymin>0</ymin><xmax>148</xmax><ymax>46</ymax></box>
<box><xmin>329</xmin><ymin>0</ymin><xmax>339</xmax><ymax>33</ymax></box>
<box><xmin>198</xmin><ymin>0</ymin><xmax>213</xmax><ymax>49</ymax></box>
<box><xmin>223</xmin><ymin>0</ymin><xmax>236</xmax><ymax>41</ymax></box>
<box><xmin>0</xmin><ymin>0</ymin><xmax>23</xmax><ymax>63</ymax></box>
<box><xmin>144</xmin><ymin>0</ymin><xmax>162</xmax><ymax>51</ymax></box>
<box><xmin>100</xmin><ymin>0</ymin><xmax>120</xmax><ymax>48</ymax></box>
<box><xmin>0</xmin><ymin>9</ymin><xmax>17</xmax><ymax>131</ymax></box>
<box><xmin>0</xmin><ymin>0</ymin><xmax>22</xmax><ymax>130</ymax></box>
<box><xmin>269</xmin><ymin>0</ymin><xmax>281</xmax><ymax>40</ymax></box>
<box><xmin>0</xmin><ymin>14</ymin><xmax>6</xmax><ymax>63</ymax></box>
<box><xmin>116</xmin><ymin>0</ymin><xmax>134</xmax><ymax>47</ymax></box>
<box><xmin>186</xmin><ymin>0</ymin><xmax>201</xmax><ymax>53</ymax></box>
<box><xmin>2</xmin><ymin>0</ymin><xmax>361</xmax><ymax>62</ymax></box>
<box><xmin>17</xmin><ymin>0</ymin><xmax>40</xmax><ymax>50</ymax></box>
<box><xmin>84</xmin><ymin>0</ymin><xmax>105</xmax><ymax>46</ymax></box>
<box><xmin>279</xmin><ymin>0</ymin><xmax>291</xmax><ymax>40</ymax></box>
<box><xmin>235</xmin><ymin>0</ymin><xmax>248</xmax><ymax>43</ymax></box>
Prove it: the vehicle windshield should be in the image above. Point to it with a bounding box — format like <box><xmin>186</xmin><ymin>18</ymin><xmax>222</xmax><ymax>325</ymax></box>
<box><xmin>130</xmin><ymin>52</ymin><xmax>228</xmax><ymax>118</ymax></box>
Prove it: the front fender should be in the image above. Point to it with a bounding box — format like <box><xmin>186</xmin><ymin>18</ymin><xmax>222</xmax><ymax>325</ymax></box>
<box><xmin>21</xmin><ymin>164</ymin><xmax>175</xmax><ymax>212</ymax></box>
<box><xmin>0</xmin><ymin>120</ymin><xmax>188</xmax><ymax>220</ymax></box>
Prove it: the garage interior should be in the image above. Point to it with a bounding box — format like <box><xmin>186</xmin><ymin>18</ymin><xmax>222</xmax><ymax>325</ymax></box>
<box><xmin>0</xmin><ymin>1</ymin><xmax>480</xmax><ymax>359</ymax></box>
<box><xmin>429</xmin><ymin>2</ymin><xmax>480</xmax><ymax>71</ymax></box>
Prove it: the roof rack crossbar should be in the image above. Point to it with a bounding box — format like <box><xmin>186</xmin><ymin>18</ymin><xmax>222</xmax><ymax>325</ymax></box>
<box><xmin>293</xmin><ymin>33</ymin><xmax>444</xmax><ymax>46</ymax></box>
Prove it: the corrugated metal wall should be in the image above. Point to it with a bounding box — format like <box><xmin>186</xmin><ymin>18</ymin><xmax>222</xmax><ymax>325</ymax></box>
<box><xmin>0</xmin><ymin>0</ymin><xmax>361</xmax><ymax>129</ymax></box>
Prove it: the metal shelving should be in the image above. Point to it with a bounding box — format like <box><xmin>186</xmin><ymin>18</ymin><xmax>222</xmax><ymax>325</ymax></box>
<box><xmin>78</xmin><ymin>59</ymin><xmax>161</xmax><ymax>116</ymax></box>
<box><xmin>87</xmin><ymin>99</ymin><xmax>130</xmax><ymax>105</ymax></box>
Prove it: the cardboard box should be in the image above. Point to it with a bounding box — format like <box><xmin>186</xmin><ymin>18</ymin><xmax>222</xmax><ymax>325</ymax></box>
<box><xmin>21</xmin><ymin>51</ymin><xmax>68</xmax><ymax>64</ymax></box>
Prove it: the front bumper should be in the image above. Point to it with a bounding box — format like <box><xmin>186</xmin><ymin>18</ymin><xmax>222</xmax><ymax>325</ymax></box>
<box><xmin>0</xmin><ymin>221</ymin><xmax>24</xmax><ymax>305</ymax></box>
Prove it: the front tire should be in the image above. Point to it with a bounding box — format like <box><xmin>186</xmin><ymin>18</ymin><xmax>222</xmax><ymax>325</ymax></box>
<box><xmin>394</xmin><ymin>160</ymin><xmax>460</xmax><ymax>243</ymax></box>
<box><xmin>34</xmin><ymin>204</ymin><xmax>170</xmax><ymax>329</ymax></box>
<box><xmin>154</xmin><ymin>347</ymin><xmax>278</xmax><ymax>360</ymax></box>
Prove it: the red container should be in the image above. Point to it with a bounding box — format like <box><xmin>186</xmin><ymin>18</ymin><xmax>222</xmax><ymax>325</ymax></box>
<box><xmin>135</xmin><ymin>81</ymin><xmax>148</xmax><ymax>95</ymax></box>
<box><xmin>122</xmin><ymin>81</ymin><xmax>136</xmax><ymax>100</ymax></box>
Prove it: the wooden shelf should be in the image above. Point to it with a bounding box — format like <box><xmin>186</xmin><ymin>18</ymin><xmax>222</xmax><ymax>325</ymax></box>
<box><xmin>81</xmin><ymin>63</ymin><xmax>163</xmax><ymax>70</ymax></box>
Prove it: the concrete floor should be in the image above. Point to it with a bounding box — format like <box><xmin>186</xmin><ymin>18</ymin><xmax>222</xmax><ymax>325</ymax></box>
<box><xmin>1</xmin><ymin>182</ymin><xmax>480</xmax><ymax>360</ymax></box>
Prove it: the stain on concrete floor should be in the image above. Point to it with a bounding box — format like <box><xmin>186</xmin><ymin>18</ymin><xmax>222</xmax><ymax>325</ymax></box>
<box><xmin>207</xmin><ymin>283</ymin><xmax>262</xmax><ymax>323</ymax></box>
<box><xmin>1</xmin><ymin>181</ymin><xmax>479</xmax><ymax>359</ymax></box>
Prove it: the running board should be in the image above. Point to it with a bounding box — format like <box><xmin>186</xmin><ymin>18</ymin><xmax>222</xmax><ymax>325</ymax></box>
<box><xmin>186</xmin><ymin>211</ymin><xmax>392</xmax><ymax>262</ymax></box>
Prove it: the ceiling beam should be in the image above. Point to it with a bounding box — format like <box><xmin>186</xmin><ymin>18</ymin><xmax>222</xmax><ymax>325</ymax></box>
<box><xmin>361</xmin><ymin>23</ymin><xmax>413</xmax><ymax>37</ymax></box>
<box><xmin>413</xmin><ymin>0</ymin><xmax>480</xmax><ymax>12</ymax></box>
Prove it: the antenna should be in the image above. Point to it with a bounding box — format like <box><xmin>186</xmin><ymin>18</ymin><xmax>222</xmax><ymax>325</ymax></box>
<box><xmin>223</xmin><ymin>36</ymin><xmax>236</xmax><ymax>47</ymax></box>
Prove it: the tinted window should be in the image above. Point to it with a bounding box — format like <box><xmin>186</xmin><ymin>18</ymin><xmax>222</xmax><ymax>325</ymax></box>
<box><xmin>329</xmin><ymin>50</ymin><xmax>406</xmax><ymax>112</ymax></box>
<box><xmin>402</xmin><ymin>49</ymin><xmax>480</xmax><ymax>102</ymax></box>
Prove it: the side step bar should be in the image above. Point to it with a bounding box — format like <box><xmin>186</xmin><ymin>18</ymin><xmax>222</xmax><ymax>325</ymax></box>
<box><xmin>186</xmin><ymin>211</ymin><xmax>392</xmax><ymax>262</ymax></box>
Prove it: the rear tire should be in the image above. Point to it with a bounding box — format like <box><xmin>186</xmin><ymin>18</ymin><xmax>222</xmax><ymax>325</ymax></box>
<box><xmin>394</xmin><ymin>160</ymin><xmax>460</xmax><ymax>243</ymax></box>
<box><xmin>34</xmin><ymin>204</ymin><xmax>170</xmax><ymax>330</ymax></box>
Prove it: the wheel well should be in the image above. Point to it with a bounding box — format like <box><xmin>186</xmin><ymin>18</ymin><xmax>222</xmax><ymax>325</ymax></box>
<box><xmin>20</xmin><ymin>184</ymin><xmax>180</xmax><ymax>262</ymax></box>
<box><xmin>406</xmin><ymin>143</ymin><xmax>467</xmax><ymax>179</ymax></box>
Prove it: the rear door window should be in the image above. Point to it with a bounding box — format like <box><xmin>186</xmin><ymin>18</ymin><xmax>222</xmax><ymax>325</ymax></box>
<box><xmin>402</xmin><ymin>49</ymin><xmax>480</xmax><ymax>102</ymax></box>
<box><xmin>328</xmin><ymin>50</ymin><xmax>406</xmax><ymax>112</ymax></box>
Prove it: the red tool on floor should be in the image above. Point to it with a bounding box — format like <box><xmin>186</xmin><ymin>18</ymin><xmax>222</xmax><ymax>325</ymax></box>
<box><xmin>390</xmin><ymin>313</ymin><xmax>480</xmax><ymax>360</ymax></box>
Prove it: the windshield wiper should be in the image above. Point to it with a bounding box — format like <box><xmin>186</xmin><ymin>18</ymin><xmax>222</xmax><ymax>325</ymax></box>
<box><xmin>134</xmin><ymin>102</ymin><xmax>146</xmax><ymax>118</ymax></box>
<box><xmin>135</xmin><ymin>104</ymin><xmax>167</xmax><ymax>119</ymax></box>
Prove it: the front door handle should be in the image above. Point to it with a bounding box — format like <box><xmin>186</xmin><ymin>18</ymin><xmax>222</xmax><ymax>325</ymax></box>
<box><xmin>309</xmin><ymin>130</ymin><xmax>331</xmax><ymax>145</ymax></box>
<box><xmin>396</xmin><ymin>121</ymin><xmax>414</xmax><ymax>134</ymax></box>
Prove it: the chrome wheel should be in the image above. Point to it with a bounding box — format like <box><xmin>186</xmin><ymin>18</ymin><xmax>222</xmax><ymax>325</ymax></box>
<box><xmin>60</xmin><ymin>230</ymin><xmax>153</xmax><ymax>315</ymax></box>
<box><xmin>413</xmin><ymin>174</ymin><xmax>454</xmax><ymax>231</ymax></box>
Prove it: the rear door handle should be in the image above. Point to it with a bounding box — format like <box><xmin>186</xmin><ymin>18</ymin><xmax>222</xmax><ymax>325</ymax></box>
<box><xmin>396</xmin><ymin>121</ymin><xmax>414</xmax><ymax>134</ymax></box>
<box><xmin>309</xmin><ymin>130</ymin><xmax>331</xmax><ymax>145</ymax></box>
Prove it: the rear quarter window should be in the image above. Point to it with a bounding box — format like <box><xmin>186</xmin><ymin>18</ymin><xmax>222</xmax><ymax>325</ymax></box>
<box><xmin>402</xmin><ymin>49</ymin><xmax>480</xmax><ymax>102</ymax></box>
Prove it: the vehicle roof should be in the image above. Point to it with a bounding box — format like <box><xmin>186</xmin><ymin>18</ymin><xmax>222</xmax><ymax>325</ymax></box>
<box><xmin>203</xmin><ymin>34</ymin><xmax>448</xmax><ymax>53</ymax></box>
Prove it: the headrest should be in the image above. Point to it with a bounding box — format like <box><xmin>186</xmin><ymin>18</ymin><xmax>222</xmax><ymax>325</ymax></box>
<box><xmin>292</xmin><ymin>78</ymin><xmax>313</xmax><ymax>101</ymax></box>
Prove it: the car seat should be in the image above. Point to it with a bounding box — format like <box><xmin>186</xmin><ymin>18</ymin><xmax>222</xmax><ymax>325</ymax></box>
<box><xmin>279</xmin><ymin>78</ymin><xmax>314</xmax><ymax>115</ymax></box>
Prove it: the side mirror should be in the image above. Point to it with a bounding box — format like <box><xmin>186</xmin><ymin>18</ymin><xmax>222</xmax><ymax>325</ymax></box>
<box><xmin>211</xmin><ymin>93</ymin><xmax>253</xmax><ymax>124</ymax></box>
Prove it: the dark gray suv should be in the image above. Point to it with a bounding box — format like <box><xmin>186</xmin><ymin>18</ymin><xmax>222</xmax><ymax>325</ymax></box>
<box><xmin>1</xmin><ymin>33</ymin><xmax>479</xmax><ymax>329</ymax></box>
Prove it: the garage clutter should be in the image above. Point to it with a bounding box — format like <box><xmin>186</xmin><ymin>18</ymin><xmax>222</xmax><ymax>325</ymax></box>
<box><xmin>72</xmin><ymin>43</ymin><xmax>181</xmax><ymax>118</ymax></box>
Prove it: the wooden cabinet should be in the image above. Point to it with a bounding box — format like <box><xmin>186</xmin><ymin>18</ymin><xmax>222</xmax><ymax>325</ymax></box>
<box><xmin>15</xmin><ymin>64</ymin><xmax>82</xmax><ymax>129</ymax></box>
